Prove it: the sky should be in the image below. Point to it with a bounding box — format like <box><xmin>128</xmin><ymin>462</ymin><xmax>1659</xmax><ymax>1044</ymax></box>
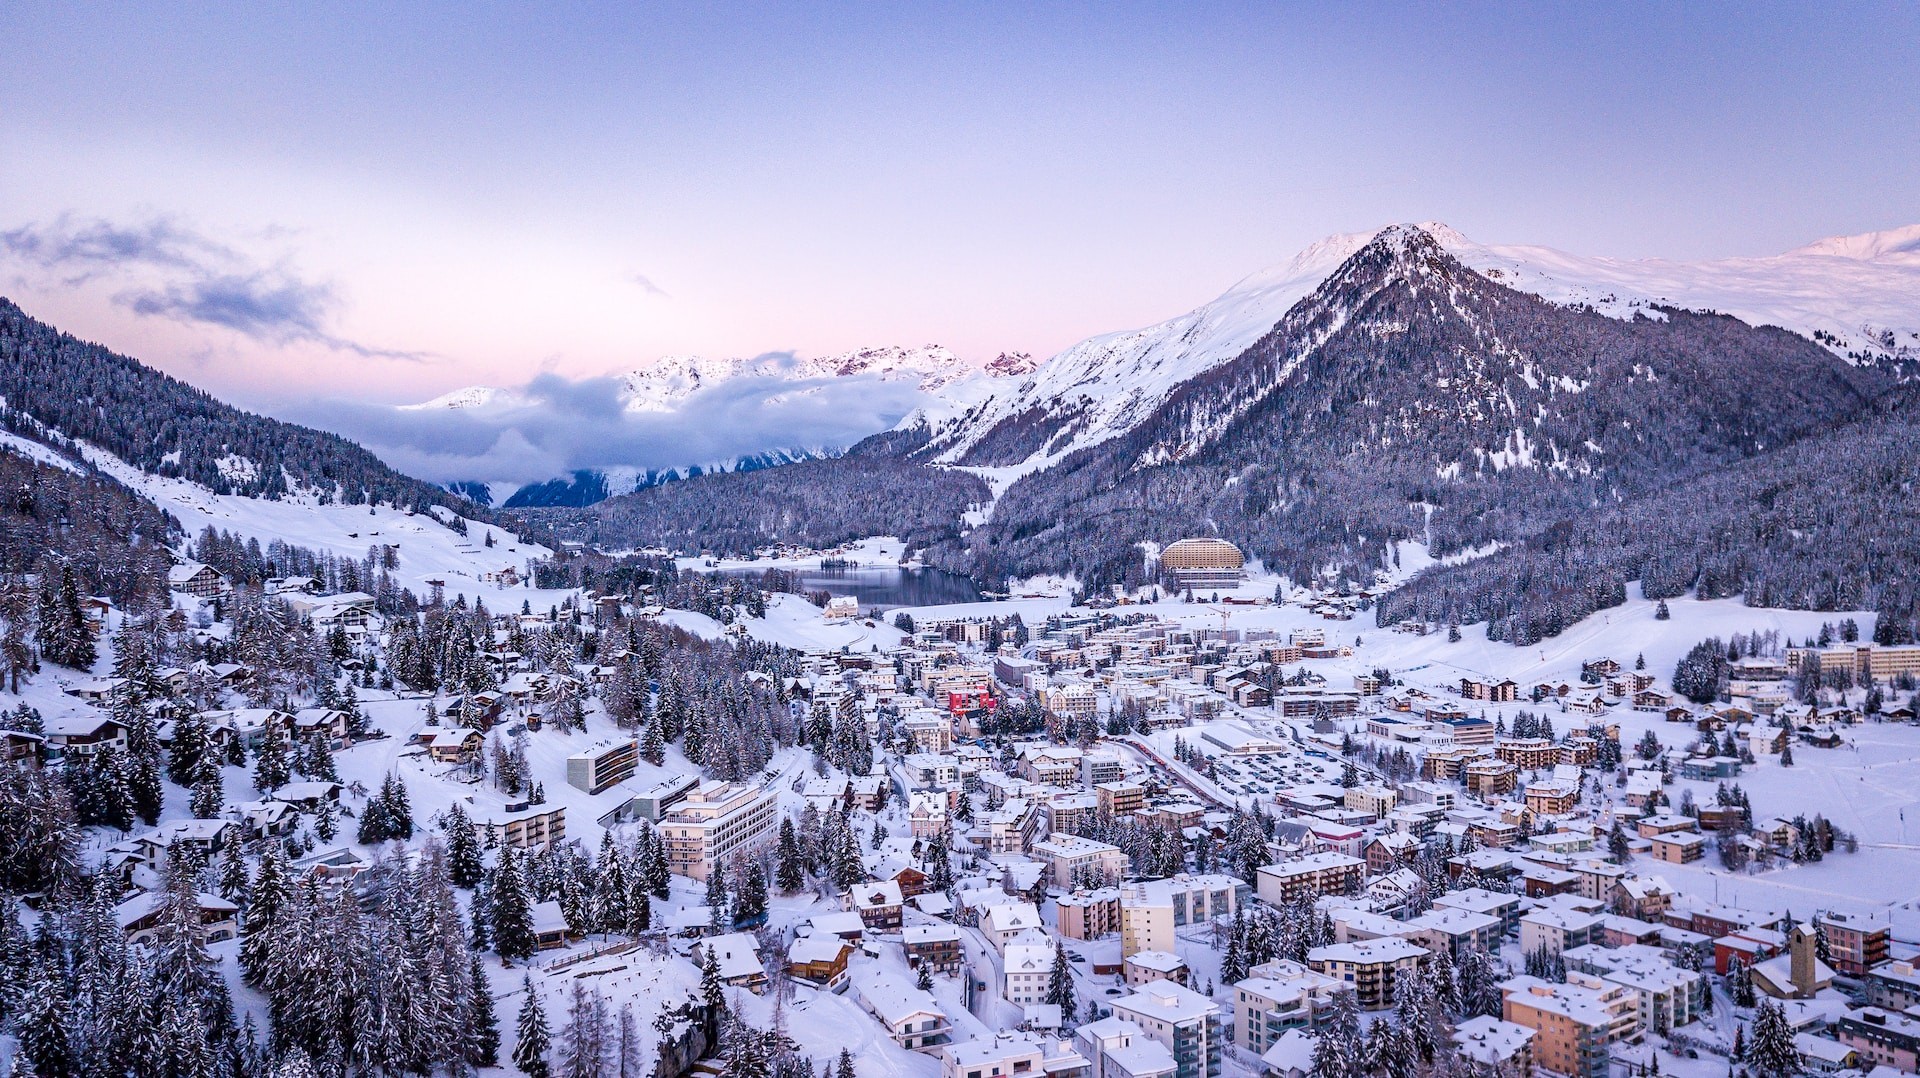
<box><xmin>1</xmin><ymin>3</ymin><xmax>1916</xmax><ymax>488</ymax></box>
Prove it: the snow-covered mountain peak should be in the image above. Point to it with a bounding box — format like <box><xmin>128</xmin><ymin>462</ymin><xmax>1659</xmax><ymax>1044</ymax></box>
<box><xmin>1786</xmin><ymin>223</ymin><xmax>1920</xmax><ymax>264</ymax></box>
<box><xmin>912</xmin><ymin>219</ymin><xmax>1920</xmax><ymax>473</ymax></box>
<box><xmin>397</xmin><ymin>385</ymin><xmax>527</xmax><ymax>412</ymax></box>
<box><xmin>612</xmin><ymin>343</ymin><xmax>995</xmax><ymax>413</ymax></box>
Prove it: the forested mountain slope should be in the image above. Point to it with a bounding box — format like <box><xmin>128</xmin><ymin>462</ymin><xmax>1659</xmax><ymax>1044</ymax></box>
<box><xmin>1376</xmin><ymin>405</ymin><xmax>1920</xmax><ymax>645</ymax></box>
<box><xmin>532</xmin><ymin>455</ymin><xmax>990</xmax><ymax>555</ymax></box>
<box><xmin>0</xmin><ymin>298</ymin><xmax>490</xmax><ymax>517</ymax></box>
<box><xmin>932</xmin><ymin>226</ymin><xmax>1887</xmax><ymax>590</ymax></box>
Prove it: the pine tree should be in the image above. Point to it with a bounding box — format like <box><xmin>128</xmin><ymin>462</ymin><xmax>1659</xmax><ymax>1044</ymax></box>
<box><xmin>1221</xmin><ymin>909</ymin><xmax>1249</xmax><ymax>983</ymax></box>
<box><xmin>191</xmin><ymin>764</ymin><xmax>226</xmax><ymax>819</ymax></box>
<box><xmin>700</xmin><ymin>947</ymin><xmax>728</xmax><ymax>1037</ymax></box>
<box><xmin>1309</xmin><ymin>988</ymin><xmax>1362</xmax><ymax>1078</ymax></box>
<box><xmin>776</xmin><ymin>817</ymin><xmax>805</xmax><ymax>893</ymax></box>
<box><xmin>513</xmin><ymin>977</ymin><xmax>553</xmax><ymax>1078</ymax></box>
<box><xmin>218</xmin><ymin>837</ymin><xmax>250</xmax><ymax>901</ymax></box>
<box><xmin>616</xmin><ymin>1003</ymin><xmax>644</xmax><ymax>1078</ymax></box>
<box><xmin>560</xmin><ymin>981</ymin><xmax>608</xmax><ymax>1078</ymax></box>
<box><xmin>253</xmin><ymin>732</ymin><xmax>291</xmax><ymax>793</ymax></box>
<box><xmin>16</xmin><ymin>963</ymin><xmax>74</xmax><ymax>1078</ymax></box>
<box><xmin>836</xmin><ymin>1048</ymin><xmax>856</xmax><ymax>1078</ymax></box>
<box><xmin>240</xmin><ymin>848</ymin><xmax>291</xmax><ymax>984</ymax></box>
<box><xmin>594</xmin><ymin>838</ymin><xmax>631</xmax><ymax>935</ymax></box>
<box><xmin>1747</xmin><ymin>1000</ymin><xmax>1798</xmax><ymax>1078</ymax></box>
<box><xmin>384</xmin><ymin>772</ymin><xmax>415</xmax><ymax>838</ymax></box>
<box><xmin>916</xmin><ymin>963</ymin><xmax>934</xmax><ymax>991</ymax></box>
<box><xmin>469</xmin><ymin>956</ymin><xmax>502</xmax><ymax>1068</ymax></box>
<box><xmin>639</xmin><ymin>716</ymin><xmax>666</xmax><ymax>766</ymax></box>
<box><xmin>734</xmin><ymin>860</ymin><xmax>768</xmax><ymax>924</ymax></box>
<box><xmin>446</xmin><ymin>804</ymin><xmax>485</xmax><ymax>887</ymax></box>
<box><xmin>168</xmin><ymin>710</ymin><xmax>213</xmax><ymax>786</ymax></box>
<box><xmin>643</xmin><ymin>827</ymin><xmax>671</xmax><ymax>899</ymax></box>
<box><xmin>1045</xmin><ymin>943</ymin><xmax>1075</xmax><ymax>1016</ymax></box>
<box><xmin>39</xmin><ymin>564</ymin><xmax>96</xmax><ymax>670</ymax></box>
<box><xmin>706</xmin><ymin>858</ymin><xmax>730</xmax><ymax>926</ymax></box>
<box><xmin>1455</xmin><ymin>947</ymin><xmax>1501</xmax><ymax>1018</ymax></box>
<box><xmin>492</xmin><ymin>844</ymin><xmax>538</xmax><ymax>961</ymax></box>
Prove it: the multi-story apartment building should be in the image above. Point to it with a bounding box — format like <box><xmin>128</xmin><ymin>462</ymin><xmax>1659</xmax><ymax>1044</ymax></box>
<box><xmin>1021</xmin><ymin>746</ymin><xmax>1086</xmax><ymax>787</ymax></box>
<box><xmin>1787</xmin><ymin>643</ymin><xmax>1920</xmax><ymax>683</ymax></box>
<box><xmin>1422</xmin><ymin>746</ymin><xmax>1481</xmax><ymax>781</ymax></box>
<box><xmin>471</xmin><ymin>802</ymin><xmax>566</xmax><ymax>850</ymax></box>
<box><xmin>1464</xmin><ymin>759</ymin><xmax>1519</xmax><ymax>799</ymax></box>
<box><xmin>1118</xmin><ymin>875</ymin><xmax>1247</xmax><ymax>957</ymax></box>
<box><xmin>981</xmin><ymin>797</ymin><xmax>1041</xmax><ymax>855</ymax></box>
<box><xmin>1305</xmin><ymin>939</ymin><xmax>1428</xmax><ymax>1010</ymax></box>
<box><xmin>1058</xmin><ymin>887</ymin><xmax>1124</xmax><ymax>941</ymax></box>
<box><xmin>1520</xmin><ymin>906</ymin><xmax>1604</xmax><ymax>956</ymax></box>
<box><xmin>1562</xmin><ymin>946</ymin><xmax>1707</xmax><ymax>1034</ymax></box>
<box><xmin>1255</xmin><ymin>852</ymin><xmax>1364</xmax><ymax>905</ymax></box>
<box><xmin>1864</xmin><ymin>959</ymin><xmax>1920</xmax><ymax>1012</ymax></box>
<box><xmin>1096</xmin><ymin>780</ymin><xmax>1147</xmax><ymax>817</ymax></box>
<box><xmin>1495</xmin><ymin>737</ymin><xmax>1559</xmax><ymax>770</ymax></box>
<box><xmin>1109</xmin><ymin>981</ymin><xmax>1221</xmax><ymax>1078</ymax></box>
<box><xmin>658</xmin><ymin>781</ymin><xmax>778</xmax><ymax>881</ymax></box>
<box><xmin>1231</xmin><ymin>962</ymin><xmax>1341</xmax><ymax>1053</ymax></box>
<box><xmin>1500</xmin><ymin>975</ymin><xmax>1638</xmax><ymax>1078</ymax></box>
<box><xmin>904</xmin><ymin>713</ymin><xmax>954</xmax><ymax>754</ymax></box>
<box><xmin>1074</xmin><ymin>1018</ymin><xmax>1178</xmax><ymax>1078</ymax></box>
<box><xmin>1524</xmin><ymin>779</ymin><xmax>1580</xmax><ymax>816</ymax></box>
<box><xmin>1834</xmin><ymin>1009</ymin><xmax>1920</xmax><ymax>1073</ymax></box>
<box><xmin>942</xmin><ymin>1033</ymin><xmax>1091</xmax><ymax>1078</ymax></box>
<box><xmin>1404</xmin><ymin>906</ymin><xmax>1505</xmax><ymax>958</ymax></box>
<box><xmin>1817</xmin><ymin>912</ymin><xmax>1892</xmax><ymax>976</ymax></box>
<box><xmin>1434</xmin><ymin>887</ymin><xmax>1524</xmax><ymax>934</ymax></box>
<box><xmin>1003</xmin><ymin>930</ymin><xmax>1055</xmax><ymax>1005</ymax></box>
<box><xmin>1046</xmin><ymin>792</ymin><xmax>1099</xmax><ymax>837</ymax></box>
<box><xmin>1032</xmin><ymin>835</ymin><xmax>1129</xmax><ymax>888</ymax></box>
<box><xmin>1343</xmin><ymin>784</ymin><xmax>1396</xmax><ymax>819</ymax></box>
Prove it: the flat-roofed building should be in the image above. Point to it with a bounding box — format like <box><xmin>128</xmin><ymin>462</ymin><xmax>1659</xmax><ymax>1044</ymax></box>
<box><xmin>565</xmin><ymin>739</ymin><xmax>638</xmax><ymax>794</ymax></box>
<box><xmin>1255</xmin><ymin>852</ymin><xmax>1364</xmax><ymax>905</ymax></box>
<box><xmin>1306</xmin><ymin>938</ymin><xmax>1428</xmax><ymax>1011</ymax></box>
<box><xmin>1500</xmin><ymin>975</ymin><xmax>1638</xmax><ymax>1078</ymax></box>
<box><xmin>1108</xmin><ymin>981</ymin><xmax>1222</xmax><ymax>1078</ymax></box>
<box><xmin>658</xmin><ymin>781</ymin><xmax>778</xmax><ymax>881</ymax></box>
<box><xmin>1231</xmin><ymin>962</ymin><xmax>1341</xmax><ymax>1053</ymax></box>
<box><xmin>473</xmin><ymin>802</ymin><xmax>567</xmax><ymax>850</ymax></box>
<box><xmin>1032</xmin><ymin>835</ymin><xmax>1128</xmax><ymax>889</ymax></box>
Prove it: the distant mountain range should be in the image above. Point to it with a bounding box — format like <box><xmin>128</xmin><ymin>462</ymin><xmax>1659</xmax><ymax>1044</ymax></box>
<box><xmin>563</xmin><ymin>221</ymin><xmax>1920</xmax><ymax>644</ymax></box>
<box><xmin>424</xmin><ymin>221</ymin><xmax>1919</xmax><ymax>506</ymax></box>
<box><xmin>409</xmin><ymin>345</ymin><xmax>1038</xmax><ymax>505</ymax></box>
<box><xmin>5</xmin><ymin>216</ymin><xmax>1918</xmax><ymax>645</ymax></box>
<box><xmin>912</xmin><ymin>221</ymin><xmax>1920</xmax><ymax>473</ymax></box>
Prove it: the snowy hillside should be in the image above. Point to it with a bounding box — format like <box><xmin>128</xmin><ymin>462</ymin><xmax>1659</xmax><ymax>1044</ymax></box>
<box><xmin>916</xmin><ymin>221</ymin><xmax>1920</xmax><ymax>473</ymax></box>
<box><xmin>59</xmin><ymin>436</ymin><xmax>564</xmax><ymax>607</ymax></box>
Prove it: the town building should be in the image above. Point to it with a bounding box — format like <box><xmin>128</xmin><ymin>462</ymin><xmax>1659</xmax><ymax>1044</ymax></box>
<box><xmin>565</xmin><ymin>739</ymin><xmax>639</xmax><ymax>794</ymax></box>
<box><xmin>1108</xmin><ymin>980</ymin><xmax>1222</xmax><ymax>1078</ymax></box>
<box><xmin>1305</xmin><ymin>938</ymin><xmax>1428</xmax><ymax>1010</ymax></box>
<box><xmin>658</xmin><ymin>781</ymin><xmax>779</xmax><ymax>881</ymax></box>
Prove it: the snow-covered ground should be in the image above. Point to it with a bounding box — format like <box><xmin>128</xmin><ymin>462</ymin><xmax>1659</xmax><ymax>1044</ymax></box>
<box><xmin>65</xmin><ymin>437</ymin><xmax>572</xmax><ymax>609</ymax></box>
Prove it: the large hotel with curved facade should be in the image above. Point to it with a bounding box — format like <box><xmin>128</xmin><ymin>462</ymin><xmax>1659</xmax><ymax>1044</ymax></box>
<box><xmin>1157</xmin><ymin>538</ymin><xmax>1248</xmax><ymax>590</ymax></box>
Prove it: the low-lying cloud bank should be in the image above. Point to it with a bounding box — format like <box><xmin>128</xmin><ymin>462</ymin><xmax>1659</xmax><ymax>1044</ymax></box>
<box><xmin>283</xmin><ymin>369</ymin><xmax>927</xmax><ymax>496</ymax></box>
